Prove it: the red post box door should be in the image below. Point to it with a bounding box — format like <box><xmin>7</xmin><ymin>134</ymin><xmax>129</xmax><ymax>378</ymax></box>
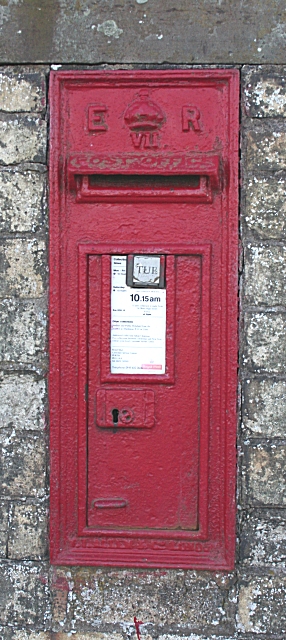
<box><xmin>87</xmin><ymin>252</ymin><xmax>204</xmax><ymax>530</ymax></box>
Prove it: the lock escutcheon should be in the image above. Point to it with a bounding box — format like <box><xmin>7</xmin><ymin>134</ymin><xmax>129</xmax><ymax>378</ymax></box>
<box><xmin>96</xmin><ymin>389</ymin><xmax>155</xmax><ymax>429</ymax></box>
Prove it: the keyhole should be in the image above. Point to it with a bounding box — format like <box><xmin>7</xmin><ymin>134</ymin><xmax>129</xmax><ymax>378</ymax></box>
<box><xmin>112</xmin><ymin>408</ymin><xmax>119</xmax><ymax>425</ymax></box>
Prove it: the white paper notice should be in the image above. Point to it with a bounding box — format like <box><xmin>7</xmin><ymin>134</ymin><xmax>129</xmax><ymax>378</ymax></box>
<box><xmin>111</xmin><ymin>256</ymin><xmax>166</xmax><ymax>374</ymax></box>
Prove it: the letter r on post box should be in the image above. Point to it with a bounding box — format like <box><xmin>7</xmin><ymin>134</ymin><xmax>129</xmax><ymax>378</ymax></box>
<box><xmin>182</xmin><ymin>105</ymin><xmax>202</xmax><ymax>131</ymax></box>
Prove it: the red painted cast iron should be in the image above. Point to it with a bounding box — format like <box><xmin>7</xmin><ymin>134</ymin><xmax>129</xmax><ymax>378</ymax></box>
<box><xmin>49</xmin><ymin>70</ymin><xmax>239</xmax><ymax>569</ymax></box>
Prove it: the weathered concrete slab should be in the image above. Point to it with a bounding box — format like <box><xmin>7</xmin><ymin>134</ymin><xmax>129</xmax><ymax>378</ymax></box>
<box><xmin>0</xmin><ymin>68</ymin><xmax>46</xmax><ymax>113</ymax></box>
<box><xmin>50</xmin><ymin>567</ymin><xmax>236</xmax><ymax>634</ymax></box>
<box><xmin>5</xmin><ymin>633</ymin><xmax>51</xmax><ymax>640</ymax></box>
<box><xmin>243</xmin><ymin>66</ymin><xmax>286</xmax><ymax>117</ymax></box>
<box><xmin>0</xmin><ymin>0</ymin><xmax>285</xmax><ymax>64</ymax></box>
<box><xmin>238</xmin><ymin>574</ymin><xmax>286</xmax><ymax>634</ymax></box>
<box><xmin>0</xmin><ymin>169</ymin><xmax>47</xmax><ymax>234</ymax></box>
<box><xmin>0</xmin><ymin>115</ymin><xmax>46</xmax><ymax>166</ymax></box>
<box><xmin>0</xmin><ymin>374</ymin><xmax>46</xmax><ymax>431</ymax></box>
<box><xmin>245</xmin><ymin>122</ymin><xmax>286</xmax><ymax>173</ymax></box>
<box><xmin>243</xmin><ymin>312</ymin><xmax>286</xmax><ymax>374</ymax></box>
<box><xmin>243</xmin><ymin>442</ymin><xmax>286</xmax><ymax>506</ymax></box>
<box><xmin>8</xmin><ymin>501</ymin><xmax>47</xmax><ymax>560</ymax></box>
<box><xmin>0</xmin><ymin>562</ymin><xmax>50</xmax><ymax>627</ymax></box>
<box><xmin>157</xmin><ymin>636</ymin><xmax>236</xmax><ymax>640</ymax></box>
<box><xmin>47</xmin><ymin>635</ymin><xmax>237</xmax><ymax>640</ymax></box>
<box><xmin>0</xmin><ymin>239</ymin><xmax>46</xmax><ymax>298</ymax></box>
<box><xmin>0</xmin><ymin>238</ymin><xmax>47</xmax><ymax>298</ymax></box>
<box><xmin>240</xmin><ymin>509</ymin><xmax>286</xmax><ymax>567</ymax></box>
<box><xmin>54</xmin><ymin>635</ymin><xmax>124</xmax><ymax>640</ymax></box>
<box><xmin>243</xmin><ymin>244</ymin><xmax>286</xmax><ymax>307</ymax></box>
<box><xmin>0</xmin><ymin>430</ymin><xmax>46</xmax><ymax>498</ymax></box>
<box><xmin>0</xmin><ymin>297</ymin><xmax>46</xmax><ymax>365</ymax></box>
<box><xmin>0</xmin><ymin>500</ymin><xmax>9</xmax><ymax>558</ymax></box>
<box><xmin>243</xmin><ymin>378</ymin><xmax>286</xmax><ymax>437</ymax></box>
<box><xmin>242</xmin><ymin>175</ymin><xmax>286</xmax><ymax>240</ymax></box>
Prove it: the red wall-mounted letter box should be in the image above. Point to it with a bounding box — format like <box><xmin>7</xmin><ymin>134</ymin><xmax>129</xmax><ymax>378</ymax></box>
<box><xmin>49</xmin><ymin>70</ymin><xmax>239</xmax><ymax>569</ymax></box>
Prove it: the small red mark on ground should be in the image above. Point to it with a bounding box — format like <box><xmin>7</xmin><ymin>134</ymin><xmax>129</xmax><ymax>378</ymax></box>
<box><xmin>134</xmin><ymin>616</ymin><xmax>143</xmax><ymax>640</ymax></box>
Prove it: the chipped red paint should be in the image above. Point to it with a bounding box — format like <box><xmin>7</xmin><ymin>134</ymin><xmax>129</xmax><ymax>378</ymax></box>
<box><xmin>49</xmin><ymin>70</ymin><xmax>239</xmax><ymax>569</ymax></box>
<box><xmin>134</xmin><ymin>616</ymin><xmax>143</xmax><ymax>640</ymax></box>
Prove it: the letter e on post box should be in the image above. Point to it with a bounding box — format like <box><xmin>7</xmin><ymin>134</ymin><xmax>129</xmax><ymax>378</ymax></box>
<box><xmin>49</xmin><ymin>70</ymin><xmax>239</xmax><ymax>569</ymax></box>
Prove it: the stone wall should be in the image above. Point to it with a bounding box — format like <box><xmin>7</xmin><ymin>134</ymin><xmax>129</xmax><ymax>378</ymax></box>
<box><xmin>0</xmin><ymin>63</ymin><xmax>286</xmax><ymax>638</ymax></box>
<box><xmin>0</xmin><ymin>0</ymin><xmax>285</xmax><ymax>64</ymax></box>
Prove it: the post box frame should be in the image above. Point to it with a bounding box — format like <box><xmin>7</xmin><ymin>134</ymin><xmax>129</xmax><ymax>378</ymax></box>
<box><xmin>49</xmin><ymin>69</ymin><xmax>239</xmax><ymax>569</ymax></box>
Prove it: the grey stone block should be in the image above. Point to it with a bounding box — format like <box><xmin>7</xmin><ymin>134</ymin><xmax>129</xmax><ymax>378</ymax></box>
<box><xmin>3</xmin><ymin>633</ymin><xmax>51</xmax><ymax>640</ymax></box>
<box><xmin>0</xmin><ymin>297</ymin><xmax>47</xmax><ymax>365</ymax></box>
<box><xmin>238</xmin><ymin>574</ymin><xmax>286</xmax><ymax>634</ymax></box>
<box><xmin>0</xmin><ymin>68</ymin><xmax>46</xmax><ymax>113</ymax></box>
<box><xmin>240</xmin><ymin>509</ymin><xmax>286</xmax><ymax>567</ymax></box>
<box><xmin>55</xmin><ymin>635</ymin><xmax>123</xmax><ymax>640</ymax></box>
<box><xmin>243</xmin><ymin>65</ymin><xmax>286</xmax><ymax>117</ymax></box>
<box><xmin>243</xmin><ymin>442</ymin><xmax>286</xmax><ymax>506</ymax></box>
<box><xmin>243</xmin><ymin>312</ymin><xmax>286</xmax><ymax>373</ymax></box>
<box><xmin>0</xmin><ymin>635</ymin><xmax>131</xmax><ymax>640</ymax></box>
<box><xmin>0</xmin><ymin>374</ymin><xmax>46</xmax><ymax>431</ymax></box>
<box><xmin>53</xmin><ymin>636</ymin><xmax>235</xmax><ymax>640</ymax></box>
<box><xmin>0</xmin><ymin>170</ymin><xmax>47</xmax><ymax>233</ymax></box>
<box><xmin>0</xmin><ymin>239</ymin><xmax>46</xmax><ymax>298</ymax></box>
<box><xmin>243</xmin><ymin>244</ymin><xmax>286</xmax><ymax>306</ymax></box>
<box><xmin>0</xmin><ymin>373</ymin><xmax>46</xmax><ymax>431</ymax></box>
<box><xmin>158</xmin><ymin>636</ymin><xmax>236</xmax><ymax>640</ymax></box>
<box><xmin>0</xmin><ymin>115</ymin><xmax>46</xmax><ymax>165</ymax></box>
<box><xmin>0</xmin><ymin>501</ymin><xmax>8</xmax><ymax>559</ymax></box>
<box><xmin>8</xmin><ymin>501</ymin><xmax>47</xmax><ymax>560</ymax></box>
<box><xmin>0</xmin><ymin>0</ymin><xmax>286</xmax><ymax>64</ymax></box>
<box><xmin>243</xmin><ymin>378</ymin><xmax>286</xmax><ymax>437</ymax></box>
<box><xmin>0</xmin><ymin>562</ymin><xmax>50</xmax><ymax>627</ymax></box>
<box><xmin>0</xmin><ymin>430</ymin><xmax>46</xmax><ymax>498</ymax></box>
<box><xmin>245</xmin><ymin>122</ymin><xmax>286</xmax><ymax>172</ymax></box>
<box><xmin>243</xmin><ymin>175</ymin><xmax>286</xmax><ymax>240</ymax></box>
<box><xmin>50</xmin><ymin>567</ymin><xmax>236</xmax><ymax>634</ymax></box>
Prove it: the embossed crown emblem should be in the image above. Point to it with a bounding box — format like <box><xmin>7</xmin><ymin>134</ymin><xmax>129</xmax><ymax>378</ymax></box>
<box><xmin>124</xmin><ymin>90</ymin><xmax>165</xmax><ymax>132</ymax></box>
